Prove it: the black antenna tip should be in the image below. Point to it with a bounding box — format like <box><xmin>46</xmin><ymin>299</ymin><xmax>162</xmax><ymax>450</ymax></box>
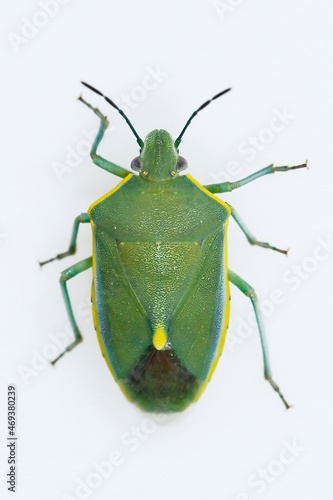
<box><xmin>214</xmin><ymin>88</ymin><xmax>232</xmax><ymax>99</ymax></box>
<box><xmin>81</xmin><ymin>81</ymin><xmax>103</xmax><ymax>96</ymax></box>
<box><xmin>81</xmin><ymin>82</ymin><xmax>119</xmax><ymax>110</ymax></box>
<box><xmin>198</xmin><ymin>88</ymin><xmax>232</xmax><ymax>111</ymax></box>
<box><xmin>80</xmin><ymin>81</ymin><xmax>144</xmax><ymax>148</ymax></box>
<box><xmin>174</xmin><ymin>87</ymin><xmax>232</xmax><ymax>148</ymax></box>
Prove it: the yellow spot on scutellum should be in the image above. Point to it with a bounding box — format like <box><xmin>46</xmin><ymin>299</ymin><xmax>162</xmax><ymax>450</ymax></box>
<box><xmin>153</xmin><ymin>325</ymin><xmax>168</xmax><ymax>350</ymax></box>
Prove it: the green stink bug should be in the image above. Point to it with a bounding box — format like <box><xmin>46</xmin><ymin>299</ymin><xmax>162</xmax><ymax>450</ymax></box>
<box><xmin>41</xmin><ymin>82</ymin><xmax>307</xmax><ymax>412</ymax></box>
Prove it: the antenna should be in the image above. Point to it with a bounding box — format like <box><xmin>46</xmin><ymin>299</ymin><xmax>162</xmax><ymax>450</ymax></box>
<box><xmin>174</xmin><ymin>88</ymin><xmax>231</xmax><ymax>148</ymax></box>
<box><xmin>81</xmin><ymin>81</ymin><xmax>144</xmax><ymax>147</ymax></box>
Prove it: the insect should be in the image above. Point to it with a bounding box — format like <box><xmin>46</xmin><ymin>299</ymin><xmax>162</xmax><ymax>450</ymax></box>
<box><xmin>40</xmin><ymin>82</ymin><xmax>307</xmax><ymax>412</ymax></box>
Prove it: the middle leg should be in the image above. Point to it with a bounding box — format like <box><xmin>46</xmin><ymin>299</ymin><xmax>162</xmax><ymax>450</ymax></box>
<box><xmin>230</xmin><ymin>204</ymin><xmax>288</xmax><ymax>255</ymax></box>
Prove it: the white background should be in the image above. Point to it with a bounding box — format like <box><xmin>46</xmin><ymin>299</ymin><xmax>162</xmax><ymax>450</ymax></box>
<box><xmin>1</xmin><ymin>1</ymin><xmax>333</xmax><ymax>499</ymax></box>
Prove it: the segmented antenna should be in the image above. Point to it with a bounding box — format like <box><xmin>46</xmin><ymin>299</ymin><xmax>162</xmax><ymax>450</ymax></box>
<box><xmin>81</xmin><ymin>81</ymin><xmax>144</xmax><ymax>147</ymax></box>
<box><xmin>174</xmin><ymin>88</ymin><xmax>231</xmax><ymax>148</ymax></box>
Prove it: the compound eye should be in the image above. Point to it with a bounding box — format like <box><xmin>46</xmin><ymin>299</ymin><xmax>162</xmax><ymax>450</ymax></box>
<box><xmin>131</xmin><ymin>156</ymin><xmax>142</xmax><ymax>172</ymax></box>
<box><xmin>176</xmin><ymin>156</ymin><xmax>188</xmax><ymax>172</ymax></box>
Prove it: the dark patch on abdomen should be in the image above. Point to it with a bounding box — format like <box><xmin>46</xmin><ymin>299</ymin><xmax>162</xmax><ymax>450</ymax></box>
<box><xmin>123</xmin><ymin>346</ymin><xmax>200</xmax><ymax>412</ymax></box>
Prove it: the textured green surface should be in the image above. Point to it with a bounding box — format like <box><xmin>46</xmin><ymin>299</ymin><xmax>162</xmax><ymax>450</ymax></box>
<box><xmin>89</xmin><ymin>173</ymin><xmax>230</xmax><ymax>411</ymax></box>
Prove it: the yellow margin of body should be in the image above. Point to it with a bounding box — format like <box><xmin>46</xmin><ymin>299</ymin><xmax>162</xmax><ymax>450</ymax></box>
<box><xmin>87</xmin><ymin>173</ymin><xmax>133</xmax><ymax>215</ymax></box>
<box><xmin>185</xmin><ymin>174</ymin><xmax>232</xmax><ymax>215</ymax></box>
<box><xmin>88</xmin><ymin>172</ymin><xmax>231</xmax><ymax>398</ymax></box>
<box><xmin>184</xmin><ymin>174</ymin><xmax>231</xmax><ymax>401</ymax></box>
<box><xmin>193</xmin><ymin>219</ymin><xmax>231</xmax><ymax>401</ymax></box>
<box><xmin>89</xmin><ymin>174</ymin><xmax>133</xmax><ymax>380</ymax></box>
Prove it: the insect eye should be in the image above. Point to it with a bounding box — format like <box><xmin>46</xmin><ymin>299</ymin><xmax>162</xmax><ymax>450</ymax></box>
<box><xmin>131</xmin><ymin>156</ymin><xmax>142</xmax><ymax>172</ymax></box>
<box><xmin>176</xmin><ymin>156</ymin><xmax>188</xmax><ymax>172</ymax></box>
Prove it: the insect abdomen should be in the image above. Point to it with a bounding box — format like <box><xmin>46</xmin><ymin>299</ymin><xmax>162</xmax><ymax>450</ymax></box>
<box><xmin>121</xmin><ymin>345</ymin><xmax>200</xmax><ymax>412</ymax></box>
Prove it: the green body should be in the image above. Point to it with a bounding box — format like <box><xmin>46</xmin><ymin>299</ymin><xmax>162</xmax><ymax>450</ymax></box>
<box><xmin>42</xmin><ymin>92</ymin><xmax>306</xmax><ymax>412</ymax></box>
<box><xmin>89</xmin><ymin>168</ymin><xmax>230</xmax><ymax>412</ymax></box>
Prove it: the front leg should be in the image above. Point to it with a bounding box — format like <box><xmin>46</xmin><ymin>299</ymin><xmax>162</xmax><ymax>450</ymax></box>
<box><xmin>78</xmin><ymin>95</ymin><xmax>131</xmax><ymax>178</ymax></box>
<box><xmin>204</xmin><ymin>161</ymin><xmax>307</xmax><ymax>194</ymax></box>
<box><xmin>230</xmin><ymin>204</ymin><xmax>288</xmax><ymax>255</ymax></box>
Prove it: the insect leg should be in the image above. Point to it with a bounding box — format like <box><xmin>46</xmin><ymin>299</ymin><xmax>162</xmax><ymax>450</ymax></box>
<box><xmin>229</xmin><ymin>204</ymin><xmax>288</xmax><ymax>255</ymax></box>
<box><xmin>39</xmin><ymin>213</ymin><xmax>90</xmax><ymax>266</ymax></box>
<box><xmin>203</xmin><ymin>161</ymin><xmax>307</xmax><ymax>194</ymax></box>
<box><xmin>52</xmin><ymin>256</ymin><xmax>93</xmax><ymax>364</ymax></box>
<box><xmin>78</xmin><ymin>95</ymin><xmax>130</xmax><ymax>178</ymax></box>
<box><xmin>228</xmin><ymin>269</ymin><xmax>291</xmax><ymax>410</ymax></box>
